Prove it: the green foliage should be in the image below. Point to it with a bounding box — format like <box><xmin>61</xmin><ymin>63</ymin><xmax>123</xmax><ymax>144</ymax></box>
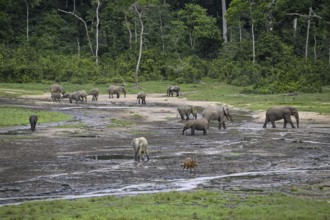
<box><xmin>0</xmin><ymin>1</ymin><xmax>329</xmax><ymax>93</ymax></box>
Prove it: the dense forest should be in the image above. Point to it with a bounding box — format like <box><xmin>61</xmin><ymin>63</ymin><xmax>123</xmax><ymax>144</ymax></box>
<box><xmin>1</xmin><ymin>0</ymin><xmax>330</xmax><ymax>93</ymax></box>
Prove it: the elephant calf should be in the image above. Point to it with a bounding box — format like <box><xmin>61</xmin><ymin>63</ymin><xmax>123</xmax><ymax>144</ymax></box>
<box><xmin>167</xmin><ymin>85</ymin><xmax>181</xmax><ymax>97</ymax></box>
<box><xmin>50</xmin><ymin>84</ymin><xmax>65</xmax><ymax>102</ymax></box>
<box><xmin>177</xmin><ymin>106</ymin><xmax>197</xmax><ymax>120</ymax></box>
<box><xmin>263</xmin><ymin>106</ymin><xmax>299</xmax><ymax>128</ymax></box>
<box><xmin>88</xmin><ymin>88</ymin><xmax>99</xmax><ymax>101</ymax></box>
<box><xmin>29</xmin><ymin>115</ymin><xmax>38</xmax><ymax>131</ymax></box>
<box><xmin>62</xmin><ymin>92</ymin><xmax>81</xmax><ymax>104</ymax></box>
<box><xmin>181</xmin><ymin>157</ymin><xmax>198</xmax><ymax>172</ymax></box>
<box><xmin>137</xmin><ymin>92</ymin><xmax>146</xmax><ymax>105</ymax></box>
<box><xmin>132</xmin><ymin>137</ymin><xmax>150</xmax><ymax>162</ymax></box>
<box><xmin>182</xmin><ymin>118</ymin><xmax>209</xmax><ymax>135</ymax></box>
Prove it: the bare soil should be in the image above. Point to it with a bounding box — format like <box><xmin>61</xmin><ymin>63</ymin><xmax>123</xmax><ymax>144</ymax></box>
<box><xmin>0</xmin><ymin>93</ymin><xmax>329</xmax><ymax>205</ymax></box>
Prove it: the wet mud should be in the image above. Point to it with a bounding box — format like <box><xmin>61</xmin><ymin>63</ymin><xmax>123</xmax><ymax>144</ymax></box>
<box><xmin>0</xmin><ymin>95</ymin><xmax>329</xmax><ymax>205</ymax></box>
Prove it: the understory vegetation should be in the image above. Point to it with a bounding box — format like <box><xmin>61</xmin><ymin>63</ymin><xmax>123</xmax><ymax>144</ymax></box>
<box><xmin>0</xmin><ymin>190</ymin><xmax>329</xmax><ymax>220</ymax></box>
<box><xmin>1</xmin><ymin>1</ymin><xmax>330</xmax><ymax>94</ymax></box>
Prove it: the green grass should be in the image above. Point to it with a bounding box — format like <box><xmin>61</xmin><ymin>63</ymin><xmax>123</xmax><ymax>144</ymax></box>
<box><xmin>0</xmin><ymin>107</ymin><xmax>72</xmax><ymax>126</ymax></box>
<box><xmin>0</xmin><ymin>190</ymin><xmax>329</xmax><ymax>220</ymax></box>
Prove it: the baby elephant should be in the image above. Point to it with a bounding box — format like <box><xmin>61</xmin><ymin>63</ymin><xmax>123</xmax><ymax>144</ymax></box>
<box><xmin>137</xmin><ymin>92</ymin><xmax>146</xmax><ymax>105</ymax></box>
<box><xmin>182</xmin><ymin>118</ymin><xmax>209</xmax><ymax>135</ymax></box>
<box><xmin>132</xmin><ymin>137</ymin><xmax>150</xmax><ymax>162</ymax></box>
<box><xmin>181</xmin><ymin>157</ymin><xmax>198</xmax><ymax>172</ymax></box>
<box><xmin>29</xmin><ymin>115</ymin><xmax>38</xmax><ymax>131</ymax></box>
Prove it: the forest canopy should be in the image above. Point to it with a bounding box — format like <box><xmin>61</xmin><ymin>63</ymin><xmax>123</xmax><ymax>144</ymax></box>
<box><xmin>1</xmin><ymin>0</ymin><xmax>329</xmax><ymax>93</ymax></box>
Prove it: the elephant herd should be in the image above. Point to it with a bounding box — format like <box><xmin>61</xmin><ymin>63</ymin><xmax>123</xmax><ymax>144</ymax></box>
<box><xmin>28</xmin><ymin>84</ymin><xmax>299</xmax><ymax>163</ymax></box>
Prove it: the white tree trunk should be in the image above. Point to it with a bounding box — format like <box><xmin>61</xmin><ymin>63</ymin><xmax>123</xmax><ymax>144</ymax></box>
<box><xmin>305</xmin><ymin>7</ymin><xmax>312</xmax><ymax>60</ymax></box>
<box><xmin>95</xmin><ymin>0</ymin><xmax>100</xmax><ymax>64</ymax></box>
<box><xmin>25</xmin><ymin>0</ymin><xmax>29</xmax><ymax>42</ymax></box>
<box><xmin>250</xmin><ymin>4</ymin><xmax>255</xmax><ymax>64</ymax></box>
<box><xmin>134</xmin><ymin>4</ymin><xmax>144</xmax><ymax>87</ymax></box>
<box><xmin>58</xmin><ymin>9</ymin><xmax>95</xmax><ymax>57</ymax></box>
<box><xmin>221</xmin><ymin>0</ymin><xmax>228</xmax><ymax>43</ymax></box>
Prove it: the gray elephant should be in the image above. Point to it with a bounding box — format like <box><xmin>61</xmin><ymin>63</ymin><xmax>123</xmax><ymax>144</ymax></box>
<box><xmin>137</xmin><ymin>92</ymin><xmax>146</xmax><ymax>105</ymax></box>
<box><xmin>51</xmin><ymin>92</ymin><xmax>62</xmax><ymax>102</ymax></box>
<box><xmin>79</xmin><ymin>90</ymin><xmax>88</xmax><ymax>102</ymax></box>
<box><xmin>107</xmin><ymin>85</ymin><xmax>126</xmax><ymax>98</ymax></box>
<box><xmin>88</xmin><ymin>88</ymin><xmax>99</xmax><ymax>101</ymax></box>
<box><xmin>202</xmin><ymin>106</ymin><xmax>233</xmax><ymax>129</ymax></box>
<box><xmin>263</xmin><ymin>106</ymin><xmax>299</xmax><ymax>128</ymax></box>
<box><xmin>182</xmin><ymin>118</ymin><xmax>209</xmax><ymax>135</ymax></box>
<box><xmin>167</xmin><ymin>85</ymin><xmax>181</xmax><ymax>97</ymax></box>
<box><xmin>62</xmin><ymin>91</ymin><xmax>81</xmax><ymax>104</ymax></box>
<box><xmin>50</xmin><ymin>84</ymin><xmax>65</xmax><ymax>102</ymax></box>
<box><xmin>177</xmin><ymin>106</ymin><xmax>197</xmax><ymax>120</ymax></box>
<box><xmin>29</xmin><ymin>115</ymin><xmax>38</xmax><ymax>131</ymax></box>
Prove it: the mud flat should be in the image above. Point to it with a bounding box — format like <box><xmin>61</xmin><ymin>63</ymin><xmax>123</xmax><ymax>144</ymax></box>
<box><xmin>0</xmin><ymin>94</ymin><xmax>329</xmax><ymax>205</ymax></box>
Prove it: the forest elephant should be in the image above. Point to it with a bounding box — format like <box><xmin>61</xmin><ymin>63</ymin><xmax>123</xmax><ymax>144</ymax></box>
<box><xmin>108</xmin><ymin>85</ymin><xmax>126</xmax><ymax>98</ymax></box>
<box><xmin>29</xmin><ymin>115</ymin><xmax>38</xmax><ymax>132</ymax></box>
<box><xmin>79</xmin><ymin>90</ymin><xmax>88</xmax><ymax>102</ymax></box>
<box><xmin>182</xmin><ymin>118</ymin><xmax>209</xmax><ymax>135</ymax></box>
<box><xmin>137</xmin><ymin>92</ymin><xmax>146</xmax><ymax>105</ymax></box>
<box><xmin>62</xmin><ymin>91</ymin><xmax>81</xmax><ymax>104</ymax></box>
<box><xmin>167</xmin><ymin>85</ymin><xmax>181</xmax><ymax>97</ymax></box>
<box><xmin>202</xmin><ymin>106</ymin><xmax>233</xmax><ymax>129</ymax></box>
<box><xmin>88</xmin><ymin>88</ymin><xmax>99</xmax><ymax>101</ymax></box>
<box><xmin>51</xmin><ymin>92</ymin><xmax>62</xmax><ymax>102</ymax></box>
<box><xmin>181</xmin><ymin>157</ymin><xmax>198</xmax><ymax>172</ymax></box>
<box><xmin>177</xmin><ymin>106</ymin><xmax>197</xmax><ymax>120</ymax></box>
<box><xmin>131</xmin><ymin>137</ymin><xmax>150</xmax><ymax>162</ymax></box>
<box><xmin>50</xmin><ymin>84</ymin><xmax>65</xmax><ymax>102</ymax></box>
<box><xmin>263</xmin><ymin>106</ymin><xmax>299</xmax><ymax>128</ymax></box>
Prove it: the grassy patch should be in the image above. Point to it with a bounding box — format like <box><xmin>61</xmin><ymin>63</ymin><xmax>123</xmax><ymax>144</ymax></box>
<box><xmin>0</xmin><ymin>107</ymin><xmax>72</xmax><ymax>127</ymax></box>
<box><xmin>0</xmin><ymin>190</ymin><xmax>329</xmax><ymax>220</ymax></box>
<box><xmin>1</xmin><ymin>81</ymin><xmax>329</xmax><ymax>114</ymax></box>
<box><xmin>109</xmin><ymin>118</ymin><xmax>134</xmax><ymax>128</ymax></box>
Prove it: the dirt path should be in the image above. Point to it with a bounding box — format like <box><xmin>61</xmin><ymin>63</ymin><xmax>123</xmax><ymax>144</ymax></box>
<box><xmin>0</xmin><ymin>93</ymin><xmax>329</xmax><ymax>205</ymax></box>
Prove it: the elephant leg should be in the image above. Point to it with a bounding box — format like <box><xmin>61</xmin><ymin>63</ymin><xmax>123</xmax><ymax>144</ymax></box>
<box><xmin>180</xmin><ymin>113</ymin><xmax>185</xmax><ymax>120</ymax></box>
<box><xmin>185</xmin><ymin>113</ymin><xmax>190</xmax><ymax>120</ymax></box>
<box><xmin>285</xmin><ymin>115</ymin><xmax>295</xmax><ymax>128</ymax></box>
<box><xmin>146</xmin><ymin>153</ymin><xmax>150</xmax><ymax>161</ymax></box>
<box><xmin>134</xmin><ymin>152</ymin><xmax>138</xmax><ymax>161</ymax></box>
<box><xmin>191</xmin><ymin>126</ymin><xmax>195</xmax><ymax>135</ymax></box>
<box><xmin>203</xmin><ymin>128</ymin><xmax>207</xmax><ymax>135</ymax></box>
<box><xmin>270</xmin><ymin>120</ymin><xmax>276</xmax><ymax>128</ymax></box>
<box><xmin>182</xmin><ymin>127</ymin><xmax>187</xmax><ymax>135</ymax></box>
<box><xmin>222</xmin><ymin>122</ymin><xmax>227</xmax><ymax>129</ymax></box>
<box><xmin>263</xmin><ymin>118</ymin><xmax>269</xmax><ymax>128</ymax></box>
<box><xmin>283</xmin><ymin>119</ymin><xmax>288</xmax><ymax>128</ymax></box>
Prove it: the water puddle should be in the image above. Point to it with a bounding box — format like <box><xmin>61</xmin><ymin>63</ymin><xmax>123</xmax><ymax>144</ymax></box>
<box><xmin>86</xmin><ymin>155</ymin><xmax>133</xmax><ymax>160</ymax></box>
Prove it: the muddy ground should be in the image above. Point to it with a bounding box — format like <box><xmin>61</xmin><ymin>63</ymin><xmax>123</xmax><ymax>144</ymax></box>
<box><xmin>0</xmin><ymin>93</ymin><xmax>330</xmax><ymax>205</ymax></box>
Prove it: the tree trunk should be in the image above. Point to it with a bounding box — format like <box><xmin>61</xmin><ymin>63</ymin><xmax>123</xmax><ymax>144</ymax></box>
<box><xmin>305</xmin><ymin>7</ymin><xmax>312</xmax><ymax>60</ymax></box>
<box><xmin>124</xmin><ymin>15</ymin><xmax>132</xmax><ymax>50</ymax></box>
<box><xmin>25</xmin><ymin>0</ymin><xmax>29</xmax><ymax>42</ymax></box>
<box><xmin>95</xmin><ymin>0</ymin><xmax>100</xmax><ymax>64</ymax></box>
<box><xmin>159</xmin><ymin>12</ymin><xmax>165</xmax><ymax>51</ymax></box>
<box><xmin>134</xmin><ymin>4</ymin><xmax>144</xmax><ymax>87</ymax></box>
<box><xmin>58</xmin><ymin>9</ymin><xmax>95</xmax><ymax>57</ymax></box>
<box><xmin>249</xmin><ymin>4</ymin><xmax>255</xmax><ymax>64</ymax></box>
<box><xmin>221</xmin><ymin>0</ymin><xmax>228</xmax><ymax>43</ymax></box>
